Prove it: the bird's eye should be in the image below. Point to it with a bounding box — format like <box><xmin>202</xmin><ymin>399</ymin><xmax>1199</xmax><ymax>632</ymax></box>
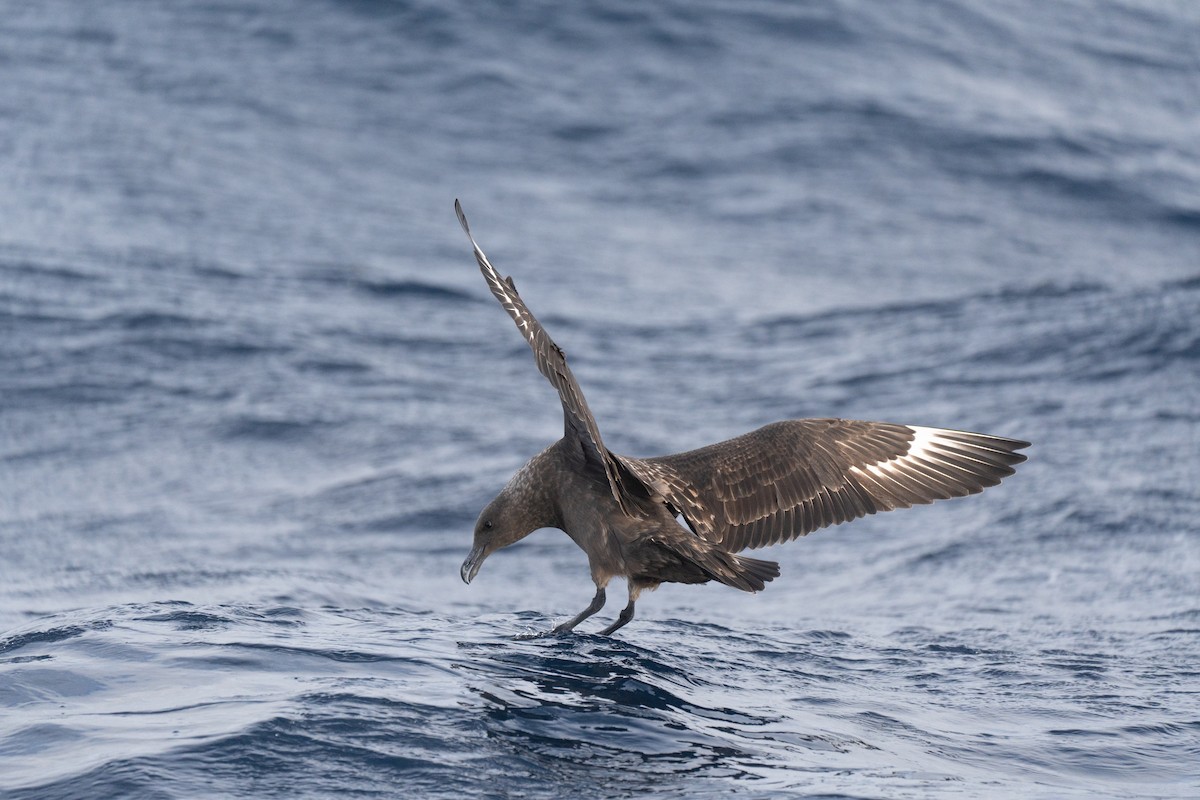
<box><xmin>483</xmin><ymin>520</ymin><xmax>494</xmax><ymax>530</ymax></box>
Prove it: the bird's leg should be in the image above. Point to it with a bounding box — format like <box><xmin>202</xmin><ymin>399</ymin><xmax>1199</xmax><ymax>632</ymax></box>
<box><xmin>550</xmin><ymin>586</ymin><xmax>606</xmax><ymax>634</ymax></box>
<box><xmin>598</xmin><ymin>599</ymin><xmax>635</xmax><ymax>636</ymax></box>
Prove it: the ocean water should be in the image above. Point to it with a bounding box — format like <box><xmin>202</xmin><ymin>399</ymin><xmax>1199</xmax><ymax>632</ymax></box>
<box><xmin>2</xmin><ymin>1</ymin><xmax>1199</xmax><ymax>797</ymax></box>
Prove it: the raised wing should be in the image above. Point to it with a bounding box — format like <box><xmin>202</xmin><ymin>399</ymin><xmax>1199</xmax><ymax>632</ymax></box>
<box><xmin>456</xmin><ymin>200</ymin><xmax>632</xmax><ymax>512</ymax></box>
<box><xmin>620</xmin><ymin>419</ymin><xmax>1029</xmax><ymax>552</ymax></box>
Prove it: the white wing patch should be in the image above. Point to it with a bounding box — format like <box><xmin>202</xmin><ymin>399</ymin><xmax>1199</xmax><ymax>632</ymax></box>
<box><xmin>848</xmin><ymin>425</ymin><xmax>1009</xmax><ymax>492</ymax></box>
<box><xmin>851</xmin><ymin>426</ymin><xmax>932</xmax><ymax>483</ymax></box>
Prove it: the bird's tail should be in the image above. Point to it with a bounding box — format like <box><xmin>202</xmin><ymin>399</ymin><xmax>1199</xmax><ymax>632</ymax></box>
<box><xmin>711</xmin><ymin>551</ymin><xmax>780</xmax><ymax>593</ymax></box>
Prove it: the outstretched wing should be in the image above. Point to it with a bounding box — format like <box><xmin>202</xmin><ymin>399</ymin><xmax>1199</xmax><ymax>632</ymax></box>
<box><xmin>619</xmin><ymin>419</ymin><xmax>1029</xmax><ymax>552</ymax></box>
<box><xmin>456</xmin><ymin>200</ymin><xmax>632</xmax><ymax>512</ymax></box>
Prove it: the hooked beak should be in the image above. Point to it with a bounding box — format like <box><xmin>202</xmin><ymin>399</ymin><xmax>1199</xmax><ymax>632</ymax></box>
<box><xmin>460</xmin><ymin>544</ymin><xmax>486</xmax><ymax>585</ymax></box>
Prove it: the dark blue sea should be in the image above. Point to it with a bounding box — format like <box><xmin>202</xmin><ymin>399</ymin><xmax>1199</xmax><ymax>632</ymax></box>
<box><xmin>2</xmin><ymin>2</ymin><xmax>1199</xmax><ymax>797</ymax></box>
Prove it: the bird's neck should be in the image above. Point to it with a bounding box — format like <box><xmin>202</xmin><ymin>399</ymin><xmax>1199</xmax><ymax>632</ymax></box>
<box><xmin>503</xmin><ymin>445</ymin><xmax>566</xmax><ymax>533</ymax></box>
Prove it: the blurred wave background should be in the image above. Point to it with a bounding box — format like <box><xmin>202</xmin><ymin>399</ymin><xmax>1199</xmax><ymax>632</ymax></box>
<box><xmin>2</xmin><ymin>2</ymin><xmax>1198</xmax><ymax>798</ymax></box>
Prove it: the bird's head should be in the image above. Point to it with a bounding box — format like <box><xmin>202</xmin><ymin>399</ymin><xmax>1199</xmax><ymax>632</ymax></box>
<box><xmin>460</xmin><ymin>448</ymin><xmax>561</xmax><ymax>585</ymax></box>
<box><xmin>460</xmin><ymin>489</ymin><xmax>540</xmax><ymax>585</ymax></box>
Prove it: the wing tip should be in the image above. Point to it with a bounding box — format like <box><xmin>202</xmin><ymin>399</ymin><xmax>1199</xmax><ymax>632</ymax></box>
<box><xmin>454</xmin><ymin>198</ymin><xmax>471</xmax><ymax>238</ymax></box>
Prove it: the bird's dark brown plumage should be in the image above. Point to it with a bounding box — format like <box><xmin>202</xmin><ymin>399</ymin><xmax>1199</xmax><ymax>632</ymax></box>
<box><xmin>455</xmin><ymin>200</ymin><xmax>1029</xmax><ymax>636</ymax></box>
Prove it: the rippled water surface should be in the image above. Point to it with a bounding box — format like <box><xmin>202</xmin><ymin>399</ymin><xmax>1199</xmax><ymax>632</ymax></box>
<box><xmin>2</xmin><ymin>2</ymin><xmax>1199</xmax><ymax>798</ymax></box>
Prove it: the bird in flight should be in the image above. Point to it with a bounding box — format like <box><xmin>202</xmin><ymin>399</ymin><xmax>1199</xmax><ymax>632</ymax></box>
<box><xmin>455</xmin><ymin>200</ymin><xmax>1028</xmax><ymax>636</ymax></box>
